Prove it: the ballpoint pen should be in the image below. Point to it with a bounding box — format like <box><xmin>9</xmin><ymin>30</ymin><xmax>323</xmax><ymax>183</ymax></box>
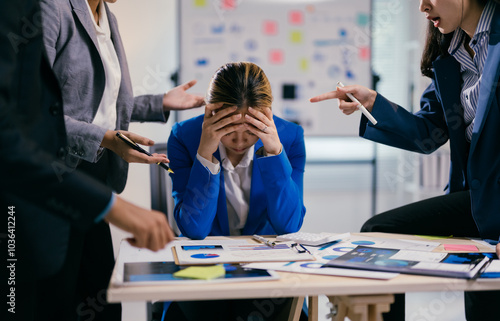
<box><xmin>298</xmin><ymin>243</ymin><xmax>312</xmax><ymax>255</ymax></box>
<box><xmin>116</xmin><ymin>132</ymin><xmax>174</xmax><ymax>174</ymax></box>
<box><xmin>337</xmin><ymin>81</ymin><xmax>378</xmax><ymax>125</ymax></box>
<box><xmin>472</xmin><ymin>257</ymin><xmax>493</xmax><ymax>280</ymax></box>
<box><xmin>291</xmin><ymin>243</ymin><xmax>312</xmax><ymax>254</ymax></box>
<box><xmin>252</xmin><ymin>235</ymin><xmax>276</xmax><ymax>248</ymax></box>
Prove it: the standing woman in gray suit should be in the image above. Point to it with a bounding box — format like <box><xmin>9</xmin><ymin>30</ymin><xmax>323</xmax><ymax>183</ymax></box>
<box><xmin>39</xmin><ymin>0</ymin><xmax>204</xmax><ymax>320</ymax></box>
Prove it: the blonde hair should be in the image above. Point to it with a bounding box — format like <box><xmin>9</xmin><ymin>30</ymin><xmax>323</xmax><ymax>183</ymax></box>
<box><xmin>206</xmin><ymin>62</ymin><xmax>273</xmax><ymax>110</ymax></box>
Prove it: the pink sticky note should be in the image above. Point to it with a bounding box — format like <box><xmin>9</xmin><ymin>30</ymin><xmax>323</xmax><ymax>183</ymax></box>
<box><xmin>289</xmin><ymin>10</ymin><xmax>304</xmax><ymax>25</ymax></box>
<box><xmin>221</xmin><ymin>0</ymin><xmax>236</xmax><ymax>10</ymax></box>
<box><xmin>359</xmin><ymin>46</ymin><xmax>370</xmax><ymax>60</ymax></box>
<box><xmin>263</xmin><ymin>20</ymin><xmax>278</xmax><ymax>36</ymax></box>
<box><xmin>269</xmin><ymin>49</ymin><xmax>284</xmax><ymax>64</ymax></box>
<box><xmin>444</xmin><ymin>244</ymin><xmax>479</xmax><ymax>252</ymax></box>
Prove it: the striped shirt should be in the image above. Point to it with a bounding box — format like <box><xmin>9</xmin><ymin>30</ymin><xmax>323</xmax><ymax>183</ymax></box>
<box><xmin>448</xmin><ymin>1</ymin><xmax>496</xmax><ymax>141</ymax></box>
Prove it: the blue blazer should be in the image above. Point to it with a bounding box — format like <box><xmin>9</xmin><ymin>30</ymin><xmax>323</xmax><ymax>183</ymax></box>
<box><xmin>167</xmin><ymin>115</ymin><xmax>306</xmax><ymax>239</ymax></box>
<box><xmin>360</xmin><ymin>5</ymin><xmax>500</xmax><ymax>239</ymax></box>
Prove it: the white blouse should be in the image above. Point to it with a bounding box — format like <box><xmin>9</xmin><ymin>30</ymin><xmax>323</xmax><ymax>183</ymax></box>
<box><xmin>197</xmin><ymin>144</ymin><xmax>254</xmax><ymax>236</ymax></box>
<box><xmin>85</xmin><ymin>0</ymin><xmax>121</xmax><ymax>132</ymax></box>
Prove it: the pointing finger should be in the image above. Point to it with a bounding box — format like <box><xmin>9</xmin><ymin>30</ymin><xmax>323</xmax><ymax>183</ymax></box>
<box><xmin>309</xmin><ymin>90</ymin><xmax>342</xmax><ymax>103</ymax></box>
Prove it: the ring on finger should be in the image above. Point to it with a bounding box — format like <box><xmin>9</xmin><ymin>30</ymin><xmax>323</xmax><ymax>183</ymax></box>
<box><xmin>261</xmin><ymin>125</ymin><xmax>268</xmax><ymax>132</ymax></box>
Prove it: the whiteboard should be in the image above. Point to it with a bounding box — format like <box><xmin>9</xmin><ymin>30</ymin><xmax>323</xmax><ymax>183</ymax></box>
<box><xmin>177</xmin><ymin>0</ymin><xmax>372</xmax><ymax>136</ymax></box>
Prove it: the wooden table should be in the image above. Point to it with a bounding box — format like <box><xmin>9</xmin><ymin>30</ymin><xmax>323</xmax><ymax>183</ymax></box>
<box><xmin>107</xmin><ymin>233</ymin><xmax>500</xmax><ymax>321</ymax></box>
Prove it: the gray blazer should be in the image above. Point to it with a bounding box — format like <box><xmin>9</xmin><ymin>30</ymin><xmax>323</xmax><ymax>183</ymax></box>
<box><xmin>41</xmin><ymin>0</ymin><xmax>169</xmax><ymax>192</ymax></box>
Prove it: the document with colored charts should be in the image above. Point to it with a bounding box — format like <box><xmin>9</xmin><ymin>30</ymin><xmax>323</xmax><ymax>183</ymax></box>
<box><xmin>333</xmin><ymin>235</ymin><xmax>441</xmax><ymax>252</ymax></box>
<box><xmin>173</xmin><ymin>239</ymin><xmax>314</xmax><ymax>265</ymax></box>
<box><xmin>243</xmin><ymin>234</ymin><xmax>440</xmax><ymax>280</ymax></box>
<box><xmin>244</xmin><ymin>239</ymin><xmax>399</xmax><ymax>280</ymax></box>
<box><xmin>324</xmin><ymin>246</ymin><xmax>495</xmax><ymax>279</ymax></box>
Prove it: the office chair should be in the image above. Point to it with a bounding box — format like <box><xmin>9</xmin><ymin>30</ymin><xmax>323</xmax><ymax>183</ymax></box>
<box><xmin>149</xmin><ymin>143</ymin><xmax>180</xmax><ymax>235</ymax></box>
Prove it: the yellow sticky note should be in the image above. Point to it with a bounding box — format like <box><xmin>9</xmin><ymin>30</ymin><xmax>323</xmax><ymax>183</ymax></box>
<box><xmin>173</xmin><ymin>265</ymin><xmax>225</xmax><ymax>280</ymax></box>
<box><xmin>300</xmin><ymin>58</ymin><xmax>309</xmax><ymax>71</ymax></box>
<box><xmin>290</xmin><ymin>31</ymin><xmax>302</xmax><ymax>43</ymax></box>
<box><xmin>415</xmin><ymin>235</ymin><xmax>453</xmax><ymax>240</ymax></box>
<box><xmin>194</xmin><ymin>0</ymin><xmax>206</xmax><ymax>7</ymax></box>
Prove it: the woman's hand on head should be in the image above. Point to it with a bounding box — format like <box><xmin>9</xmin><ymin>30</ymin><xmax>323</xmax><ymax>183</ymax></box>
<box><xmin>101</xmin><ymin>130</ymin><xmax>169</xmax><ymax>164</ymax></box>
<box><xmin>310</xmin><ymin>84</ymin><xmax>377</xmax><ymax>115</ymax></box>
<box><xmin>244</xmin><ymin>107</ymin><xmax>282</xmax><ymax>155</ymax></box>
<box><xmin>198</xmin><ymin>103</ymin><xmax>244</xmax><ymax>162</ymax></box>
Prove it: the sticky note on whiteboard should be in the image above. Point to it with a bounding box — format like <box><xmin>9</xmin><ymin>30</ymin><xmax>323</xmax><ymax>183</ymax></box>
<box><xmin>269</xmin><ymin>49</ymin><xmax>284</xmax><ymax>64</ymax></box>
<box><xmin>194</xmin><ymin>0</ymin><xmax>206</xmax><ymax>7</ymax></box>
<box><xmin>221</xmin><ymin>0</ymin><xmax>236</xmax><ymax>10</ymax></box>
<box><xmin>359</xmin><ymin>47</ymin><xmax>370</xmax><ymax>60</ymax></box>
<box><xmin>300</xmin><ymin>58</ymin><xmax>309</xmax><ymax>71</ymax></box>
<box><xmin>282</xmin><ymin>84</ymin><xmax>296</xmax><ymax>99</ymax></box>
<box><xmin>290</xmin><ymin>31</ymin><xmax>302</xmax><ymax>43</ymax></box>
<box><xmin>357</xmin><ymin>13</ymin><xmax>370</xmax><ymax>26</ymax></box>
<box><xmin>263</xmin><ymin>20</ymin><xmax>278</xmax><ymax>36</ymax></box>
<box><xmin>196</xmin><ymin>58</ymin><xmax>209</xmax><ymax>66</ymax></box>
<box><xmin>289</xmin><ymin>10</ymin><xmax>304</xmax><ymax>25</ymax></box>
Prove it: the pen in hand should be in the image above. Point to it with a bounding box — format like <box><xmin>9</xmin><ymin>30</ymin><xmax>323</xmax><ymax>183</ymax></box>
<box><xmin>337</xmin><ymin>81</ymin><xmax>377</xmax><ymax>125</ymax></box>
<box><xmin>116</xmin><ymin>132</ymin><xmax>174</xmax><ymax>174</ymax></box>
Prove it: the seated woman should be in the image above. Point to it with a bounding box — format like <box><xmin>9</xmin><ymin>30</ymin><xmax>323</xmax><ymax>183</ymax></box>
<box><xmin>168</xmin><ymin>61</ymin><xmax>306</xmax><ymax>239</ymax></box>
<box><xmin>165</xmin><ymin>61</ymin><xmax>307</xmax><ymax>320</ymax></box>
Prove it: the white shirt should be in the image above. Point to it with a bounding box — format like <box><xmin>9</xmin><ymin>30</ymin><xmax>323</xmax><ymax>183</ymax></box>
<box><xmin>85</xmin><ymin>0</ymin><xmax>121</xmax><ymax>131</ymax></box>
<box><xmin>197</xmin><ymin>144</ymin><xmax>254</xmax><ymax>236</ymax></box>
<box><xmin>219</xmin><ymin>143</ymin><xmax>254</xmax><ymax>236</ymax></box>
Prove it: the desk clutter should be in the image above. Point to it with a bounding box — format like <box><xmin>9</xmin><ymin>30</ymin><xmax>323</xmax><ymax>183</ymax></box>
<box><xmin>173</xmin><ymin>238</ymin><xmax>315</xmax><ymax>265</ymax></box>
<box><xmin>113</xmin><ymin>233</ymin><xmax>500</xmax><ymax>286</ymax></box>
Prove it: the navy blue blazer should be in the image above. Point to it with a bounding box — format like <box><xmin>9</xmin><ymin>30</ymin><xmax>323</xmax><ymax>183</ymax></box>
<box><xmin>360</xmin><ymin>5</ymin><xmax>500</xmax><ymax>239</ymax></box>
<box><xmin>167</xmin><ymin>115</ymin><xmax>306</xmax><ymax>239</ymax></box>
<box><xmin>0</xmin><ymin>0</ymin><xmax>112</xmax><ymax>280</ymax></box>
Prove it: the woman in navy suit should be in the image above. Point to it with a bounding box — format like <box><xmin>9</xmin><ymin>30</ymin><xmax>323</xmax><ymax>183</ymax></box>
<box><xmin>311</xmin><ymin>0</ymin><xmax>500</xmax><ymax>320</ymax></box>
<box><xmin>165</xmin><ymin>62</ymin><xmax>307</xmax><ymax>320</ymax></box>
